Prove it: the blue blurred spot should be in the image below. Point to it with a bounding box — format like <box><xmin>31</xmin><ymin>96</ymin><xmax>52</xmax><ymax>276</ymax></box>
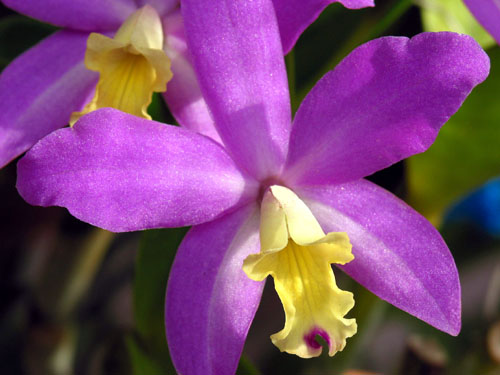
<box><xmin>444</xmin><ymin>177</ymin><xmax>500</xmax><ymax>236</ymax></box>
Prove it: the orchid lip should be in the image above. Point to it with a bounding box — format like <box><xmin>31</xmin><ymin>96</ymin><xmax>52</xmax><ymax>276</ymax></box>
<box><xmin>70</xmin><ymin>5</ymin><xmax>173</xmax><ymax>124</ymax></box>
<box><xmin>244</xmin><ymin>185</ymin><xmax>357</xmax><ymax>358</ymax></box>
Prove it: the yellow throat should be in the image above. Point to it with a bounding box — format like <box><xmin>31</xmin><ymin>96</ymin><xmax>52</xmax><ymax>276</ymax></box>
<box><xmin>70</xmin><ymin>5</ymin><xmax>172</xmax><ymax>125</ymax></box>
<box><xmin>243</xmin><ymin>185</ymin><xmax>357</xmax><ymax>358</ymax></box>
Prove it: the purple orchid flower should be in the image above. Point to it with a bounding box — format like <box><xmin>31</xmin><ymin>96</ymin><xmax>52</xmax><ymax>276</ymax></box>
<box><xmin>463</xmin><ymin>0</ymin><xmax>500</xmax><ymax>46</ymax></box>
<box><xmin>0</xmin><ymin>0</ymin><xmax>372</xmax><ymax>169</ymax></box>
<box><xmin>16</xmin><ymin>0</ymin><xmax>488</xmax><ymax>373</ymax></box>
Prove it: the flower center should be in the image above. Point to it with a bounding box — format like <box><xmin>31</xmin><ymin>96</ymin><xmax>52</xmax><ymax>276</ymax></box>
<box><xmin>70</xmin><ymin>5</ymin><xmax>172</xmax><ymax>125</ymax></box>
<box><xmin>243</xmin><ymin>185</ymin><xmax>357</xmax><ymax>358</ymax></box>
<box><xmin>257</xmin><ymin>177</ymin><xmax>286</xmax><ymax>203</ymax></box>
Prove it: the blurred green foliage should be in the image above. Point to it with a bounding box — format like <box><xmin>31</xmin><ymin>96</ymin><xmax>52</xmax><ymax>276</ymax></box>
<box><xmin>420</xmin><ymin>0</ymin><xmax>495</xmax><ymax>49</ymax></box>
<box><xmin>128</xmin><ymin>228</ymin><xmax>187</xmax><ymax>375</ymax></box>
<box><xmin>407</xmin><ymin>46</ymin><xmax>500</xmax><ymax>225</ymax></box>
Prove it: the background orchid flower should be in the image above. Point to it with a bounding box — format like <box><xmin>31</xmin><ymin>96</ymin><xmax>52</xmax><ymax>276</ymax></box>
<box><xmin>463</xmin><ymin>0</ymin><xmax>500</xmax><ymax>46</ymax></box>
<box><xmin>15</xmin><ymin>0</ymin><xmax>489</xmax><ymax>373</ymax></box>
<box><xmin>0</xmin><ymin>0</ymin><xmax>372</xmax><ymax>169</ymax></box>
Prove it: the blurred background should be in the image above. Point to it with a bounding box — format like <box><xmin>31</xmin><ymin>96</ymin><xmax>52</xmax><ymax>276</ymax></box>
<box><xmin>1</xmin><ymin>0</ymin><xmax>499</xmax><ymax>374</ymax></box>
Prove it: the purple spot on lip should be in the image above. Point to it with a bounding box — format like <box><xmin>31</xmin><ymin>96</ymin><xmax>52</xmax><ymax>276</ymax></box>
<box><xmin>304</xmin><ymin>327</ymin><xmax>330</xmax><ymax>350</ymax></box>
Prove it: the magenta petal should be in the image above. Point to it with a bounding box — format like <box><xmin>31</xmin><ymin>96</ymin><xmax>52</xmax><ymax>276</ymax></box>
<box><xmin>181</xmin><ymin>0</ymin><xmax>291</xmax><ymax>179</ymax></box>
<box><xmin>162</xmin><ymin>11</ymin><xmax>221</xmax><ymax>143</ymax></box>
<box><xmin>273</xmin><ymin>0</ymin><xmax>374</xmax><ymax>54</ymax></box>
<box><xmin>296</xmin><ymin>180</ymin><xmax>461</xmax><ymax>335</ymax></box>
<box><xmin>17</xmin><ymin>108</ymin><xmax>257</xmax><ymax>232</ymax></box>
<box><xmin>2</xmin><ymin>0</ymin><xmax>136</xmax><ymax>31</ymax></box>
<box><xmin>166</xmin><ymin>204</ymin><xmax>263</xmax><ymax>375</ymax></box>
<box><xmin>0</xmin><ymin>30</ymin><xmax>98</xmax><ymax>168</ymax></box>
<box><xmin>334</xmin><ymin>0</ymin><xmax>375</xmax><ymax>7</ymax></box>
<box><xmin>284</xmin><ymin>32</ymin><xmax>489</xmax><ymax>186</ymax></box>
<box><xmin>464</xmin><ymin>0</ymin><xmax>500</xmax><ymax>45</ymax></box>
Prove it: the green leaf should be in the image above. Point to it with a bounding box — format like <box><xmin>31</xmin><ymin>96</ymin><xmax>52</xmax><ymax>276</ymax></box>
<box><xmin>236</xmin><ymin>356</ymin><xmax>260</xmax><ymax>375</ymax></box>
<box><xmin>148</xmin><ymin>92</ymin><xmax>174</xmax><ymax>124</ymax></box>
<box><xmin>0</xmin><ymin>15</ymin><xmax>56</xmax><ymax>67</ymax></box>
<box><xmin>130</xmin><ymin>227</ymin><xmax>188</xmax><ymax>375</ymax></box>
<box><xmin>126</xmin><ymin>335</ymin><xmax>169</xmax><ymax>375</ymax></box>
<box><xmin>419</xmin><ymin>0</ymin><xmax>495</xmax><ymax>50</ymax></box>
<box><xmin>407</xmin><ymin>46</ymin><xmax>500</xmax><ymax>225</ymax></box>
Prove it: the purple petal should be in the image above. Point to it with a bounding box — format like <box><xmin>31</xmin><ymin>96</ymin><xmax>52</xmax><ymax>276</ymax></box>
<box><xmin>2</xmin><ymin>0</ymin><xmax>137</xmax><ymax>31</ymax></box>
<box><xmin>0</xmin><ymin>30</ymin><xmax>98</xmax><ymax>168</ymax></box>
<box><xmin>464</xmin><ymin>0</ymin><xmax>500</xmax><ymax>45</ymax></box>
<box><xmin>181</xmin><ymin>0</ymin><xmax>291</xmax><ymax>179</ymax></box>
<box><xmin>17</xmin><ymin>108</ymin><xmax>257</xmax><ymax>232</ymax></box>
<box><xmin>166</xmin><ymin>204</ymin><xmax>263</xmax><ymax>375</ymax></box>
<box><xmin>295</xmin><ymin>180</ymin><xmax>461</xmax><ymax>335</ymax></box>
<box><xmin>283</xmin><ymin>32</ymin><xmax>489</xmax><ymax>186</ymax></box>
<box><xmin>162</xmin><ymin>10</ymin><xmax>221</xmax><ymax>143</ymax></box>
<box><xmin>272</xmin><ymin>0</ymin><xmax>374</xmax><ymax>54</ymax></box>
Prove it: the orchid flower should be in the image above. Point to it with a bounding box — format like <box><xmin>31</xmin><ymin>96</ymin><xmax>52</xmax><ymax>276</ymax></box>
<box><xmin>16</xmin><ymin>0</ymin><xmax>488</xmax><ymax>373</ymax></box>
<box><xmin>463</xmin><ymin>0</ymin><xmax>500</xmax><ymax>46</ymax></box>
<box><xmin>0</xmin><ymin>0</ymin><xmax>373</xmax><ymax>169</ymax></box>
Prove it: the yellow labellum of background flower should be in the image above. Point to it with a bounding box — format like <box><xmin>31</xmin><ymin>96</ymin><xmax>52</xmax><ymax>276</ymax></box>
<box><xmin>70</xmin><ymin>5</ymin><xmax>172</xmax><ymax>124</ymax></box>
<box><xmin>243</xmin><ymin>185</ymin><xmax>357</xmax><ymax>358</ymax></box>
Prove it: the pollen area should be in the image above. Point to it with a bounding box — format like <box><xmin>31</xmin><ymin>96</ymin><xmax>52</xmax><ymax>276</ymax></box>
<box><xmin>70</xmin><ymin>5</ymin><xmax>172</xmax><ymax>124</ymax></box>
<box><xmin>243</xmin><ymin>185</ymin><xmax>357</xmax><ymax>358</ymax></box>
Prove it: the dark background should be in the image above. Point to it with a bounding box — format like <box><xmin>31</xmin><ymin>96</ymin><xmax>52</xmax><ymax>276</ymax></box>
<box><xmin>1</xmin><ymin>1</ymin><xmax>499</xmax><ymax>374</ymax></box>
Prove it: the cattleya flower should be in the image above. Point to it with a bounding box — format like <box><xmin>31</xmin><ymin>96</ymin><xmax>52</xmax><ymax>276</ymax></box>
<box><xmin>0</xmin><ymin>0</ymin><xmax>373</xmax><ymax>168</ymax></box>
<box><xmin>16</xmin><ymin>0</ymin><xmax>488</xmax><ymax>373</ymax></box>
<box><xmin>463</xmin><ymin>0</ymin><xmax>500</xmax><ymax>45</ymax></box>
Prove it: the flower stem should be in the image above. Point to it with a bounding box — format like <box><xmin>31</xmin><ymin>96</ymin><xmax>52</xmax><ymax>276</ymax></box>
<box><xmin>56</xmin><ymin>228</ymin><xmax>115</xmax><ymax>318</ymax></box>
